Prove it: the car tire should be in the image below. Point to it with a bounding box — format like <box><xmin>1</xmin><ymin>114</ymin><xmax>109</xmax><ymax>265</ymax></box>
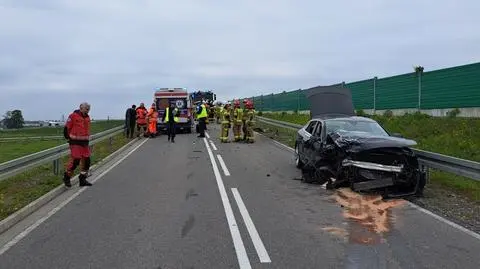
<box><xmin>295</xmin><ymin>144</ymin><xmax>304</xmax><ymax>169</ymax></box>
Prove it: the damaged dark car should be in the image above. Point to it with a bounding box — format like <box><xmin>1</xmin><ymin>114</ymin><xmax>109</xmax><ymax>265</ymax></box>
<box><xmin>294</xmin><ymin>86</ymin><xmax>426</xmax><ymax>198</ymax></box>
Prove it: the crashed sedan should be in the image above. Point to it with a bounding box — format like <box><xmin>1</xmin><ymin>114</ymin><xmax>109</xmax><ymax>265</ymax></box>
<box><xmin>294</xmin><ymin>86</ymin><xmax>426</xmax><ymax>198</ymax></box>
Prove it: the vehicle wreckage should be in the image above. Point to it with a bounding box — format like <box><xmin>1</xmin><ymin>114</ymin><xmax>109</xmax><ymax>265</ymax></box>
<box><xmin>294</xmin><ymin>86</ymin><xmax>426</xmax><ymax>198</ymax></box>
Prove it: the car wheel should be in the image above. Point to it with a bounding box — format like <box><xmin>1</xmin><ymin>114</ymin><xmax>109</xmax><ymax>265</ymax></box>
<box><xmin>295</xmin><ymin>144</ymin><xmax>304</xmax><ymax>168</ymax></box>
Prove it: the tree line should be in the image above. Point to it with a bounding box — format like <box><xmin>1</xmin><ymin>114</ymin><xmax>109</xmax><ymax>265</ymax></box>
<box><xmin>1</xmin><ymin>110</ymin><xmax>25</xmax><ymax>129</ymax></box>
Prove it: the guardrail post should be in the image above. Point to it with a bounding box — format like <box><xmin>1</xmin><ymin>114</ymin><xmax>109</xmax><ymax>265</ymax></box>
<box><xmin>53</xmin><ymin>159</ymin><xmax>59</xmax><ymax>175</ymax></box>
<box><xmin>109</xmin><ymin>136</ymin><xmax>113</xmax><ymax>152</ymax></box>
<box><xmin>422</xmin><ymin>164</ymin><xmax>430</xmax><ymax>183</ymax></box>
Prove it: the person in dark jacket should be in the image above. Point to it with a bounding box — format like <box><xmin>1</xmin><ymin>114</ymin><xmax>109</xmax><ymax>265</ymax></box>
<box><xmin>125</xmin><ymin>104</ymin><xmax>136</xmax><ymax>138</ymax></box>
<box><xmin>162</xmin><ymin>102</ymin><xmax>179</xmax><ymax>142</ymax></box>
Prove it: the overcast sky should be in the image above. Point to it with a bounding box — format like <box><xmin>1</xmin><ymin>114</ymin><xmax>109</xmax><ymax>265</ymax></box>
<box><xmin>1</xmin><ymin>0</ymin><xmax>479</xmax><ymax>120</ymax></box>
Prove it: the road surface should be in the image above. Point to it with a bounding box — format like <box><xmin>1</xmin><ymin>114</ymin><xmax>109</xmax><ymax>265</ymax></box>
<box><xmin>0</xmin><ymin>123</ymin><xmax>479</xmax><ymax>269</ymax></box>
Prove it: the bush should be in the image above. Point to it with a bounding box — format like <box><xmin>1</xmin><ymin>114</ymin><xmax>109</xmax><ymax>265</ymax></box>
<box><xmin>356</xmin><ymin>109</ymin><xmax>367</xmax><ymax>116</ymax></box>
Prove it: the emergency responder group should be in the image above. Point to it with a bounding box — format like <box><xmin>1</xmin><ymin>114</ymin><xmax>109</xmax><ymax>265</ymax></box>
<box><xmin>62</xmin><ymin>98</ymin><xmax>255</xmax><ymax>187</ymax></box>
<box><xmin>210</xmin><ymin>98</ymin><xmax>256</xmax><ymax>143</ymax></box>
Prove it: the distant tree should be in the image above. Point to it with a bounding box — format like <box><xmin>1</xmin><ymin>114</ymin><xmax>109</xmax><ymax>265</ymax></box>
<box><xmin>3</xmin><ymin>110</ymin><xmax>25</xmax><ymax>129</ymax></box>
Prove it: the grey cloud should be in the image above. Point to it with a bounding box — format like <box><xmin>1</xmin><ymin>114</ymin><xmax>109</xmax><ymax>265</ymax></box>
<box><xmin>1</xmin><ymin>0</ymin><xmax>480</xmax><ymax>120</ymax></box>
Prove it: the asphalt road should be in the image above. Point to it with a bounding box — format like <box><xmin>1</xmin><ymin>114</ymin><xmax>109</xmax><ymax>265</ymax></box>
<box><xmin>0</xmin><ymin>123</ymin><xmax>479</xmax><ymax>269</ymax></box>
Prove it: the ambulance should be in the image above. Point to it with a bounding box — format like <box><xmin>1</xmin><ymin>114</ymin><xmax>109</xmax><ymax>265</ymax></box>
<box><xmin>154</xmin><ymin>88</ymin><xmax>193</xmax><ymax>133</ymax></box>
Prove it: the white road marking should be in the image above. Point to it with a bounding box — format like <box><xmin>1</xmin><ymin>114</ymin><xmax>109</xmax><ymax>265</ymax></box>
<box><xmin>273</xmin><ymin>140</ymin><xmax>294</xmax><ymax>152</ymax></box>
<box><xmin>407</xmin><ymin>202</ymin><xmax>480</xmax><ymax>240</ymax></box>
<box><xmin>209</xmin><ymin>140</ymin><xmax>218</xmax><ymax>151</ymax></box>
<box><xmin>260</xmin><ymin>132</ymin><xmax>480</xmax><ymax>240</ymax></box>
<box><xmin>231</xmin><ymin>188</ymin><xmax>271</xmax><ymax>263</ymax></box>
<box><xmin>217</xmin><ymin>155</ymin><xmax>231</xmax><ymax>176</ymax></box>
<box><xmin>203</xmin><ymin>138</ymin><xmax>251</xmax><ymax>269</ymax></box>
<box><xmin>205</xmin><ymin>132</ymin><xmax>210</xmax><ymax>139</ymax></box>
<box><xmin>0</xmin><ymin>138</ymin><xmax>149</xmax><ymax>256</ymax></box>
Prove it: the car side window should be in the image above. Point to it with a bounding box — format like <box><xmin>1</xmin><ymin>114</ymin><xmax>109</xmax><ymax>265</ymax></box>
<box><xmin>313</xmin><ymin>122</ymin><xmax>322</xmax><ymax>137</ymax></box>
<box><xmin>305</xmin><ymin>121</ymin><xmax>317</xmax><ymax>134</ymax></box>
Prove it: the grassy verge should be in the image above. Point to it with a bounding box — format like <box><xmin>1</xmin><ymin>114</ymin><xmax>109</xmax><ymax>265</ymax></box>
<box><xmin>0</xmin><ymin>120</ymin><xmax>124</xmax><ymax>137</ymax></box>
<box><xmin>0</xmin><ymin>140</ymin><xmax>64</xmax><ymax>163</ymax></box>
<box><xmin>255</xmin><ymin>119</ymin><xmax>480</xmax><ymax>203</ymax></box>
<box><xmin>0</xmin><ymin>133</ymin><xmax>131</xmax><ymax>221</ymax></box>
<box><xmin>260</xmin><ymin>112</ymin><xmax>480</xmax><ymax>162</ymax></box>
<box><xmin>0</xmin><ymin>120</ymin><xmax>125</xmax><ymax>163</ymax></box>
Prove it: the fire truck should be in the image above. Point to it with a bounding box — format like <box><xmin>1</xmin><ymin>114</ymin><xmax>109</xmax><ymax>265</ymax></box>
<box><xmin>189</xmin><ymin>90</ymin><xmax>217</xmax><ymax>121</ymax></box>
<box><xmin>154</xmin><ymin>88</ymin><xmax>193</xmax><ymax>133</ymax></box>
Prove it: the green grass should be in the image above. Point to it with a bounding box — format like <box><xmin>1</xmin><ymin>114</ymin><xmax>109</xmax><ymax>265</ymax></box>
<box><xmin>0</xmin><ymin>140</ymin><xmax>64</xmax><ymax>163</ymax></box>
<box><xmin>0</xmin><ymin>120</ymin><xmax>125</xmax><ymax>163</ymax></box>
<box><xmin>257</xmin><ymin>112</ymin><xmax>480</xmax><ymax>202</ymax></box>
<box><xmin>0</xmin><ymin>133</ymin><xmax>130</xmax><ymax>221</ymax></box>
<box><xmin>0</xmin><ymin>120</ymin><xmax>124</xmax><ymax>137</ymax></box>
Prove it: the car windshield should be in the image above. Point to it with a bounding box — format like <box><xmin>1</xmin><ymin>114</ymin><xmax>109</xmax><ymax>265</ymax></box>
<box><xmin>325</xmin><ymin>119</ymin><xmax>389</xmax><ymax>136</ymax></box>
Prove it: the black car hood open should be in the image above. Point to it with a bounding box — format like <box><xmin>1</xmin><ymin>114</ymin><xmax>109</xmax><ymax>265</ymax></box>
<box><xmin>304</xmin><ymin>85</ymin><xmax>355</xmax><ymax>118</ymax></box>
<box><xmin>329</xmin><ymin>131</ymin><xmax>417</xmax><ymax>152</ymax></box>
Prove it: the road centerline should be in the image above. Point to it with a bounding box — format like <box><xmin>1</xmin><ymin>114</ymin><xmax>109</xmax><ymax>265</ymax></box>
<box><xmin>231</xmin><ymin>188</ymin><xmax>272</xmax><ymax>263</ymax></box>
<box><xmin>216</xmin><ymin>155</ymin><xmax>231</xmax><ymax>176</ymax></box>
<box><xmin>202</xmin><ymin>138</ymin><xmax>251</xmax><ymax>269</ymax></box>
<box><xmin>209</xmin><ymin>140</ymin><xmax>218</xmax><ymax>151</ymax></box>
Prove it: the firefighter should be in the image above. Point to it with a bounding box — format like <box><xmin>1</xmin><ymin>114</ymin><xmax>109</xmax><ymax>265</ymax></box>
<box><xmin>245</xmin><ymin>100</ymin><xmax>256</xmax><ymax>143</ymax></box>
<box><xmin>215</xmin><ymin>102</ymin><xmax>223</xmax><ymax>124</ymax></box>
<box><xmin>136</xmin><ymin>103</ymin><xmax>148</xmax><ymax>137</ymax></box>
<box><xmin>220</xmin><ymin>102</ymin><xmax>232</xmax><ymax>143</ymax></box>
<box><xmin>241</xmin><ymin>99</ymin><xmax>249</xmax><ymax>140</ymax></box>
<box><xmin>162</xmin><ymin>102</ymin><xmax>179</xmax><ymax>142</ymax></box>
<box><xmin>232</xmin><ymin>100</ymin><xmax>244</xmax><ymax>141</ymax></box>
<box><xmin>62</xmin><ymin>102</ymin><xmax>93</xmax><ymax>187</ymax></box>
<box><xmin>147</xmin><ymin>103</ymin><xmax>158</xmax><ymax>138</ymax></box>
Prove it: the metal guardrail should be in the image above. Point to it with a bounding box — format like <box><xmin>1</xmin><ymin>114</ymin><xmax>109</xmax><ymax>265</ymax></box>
<box><xmin>256</xmin><ymin>116</ymin><xmax>480</xmax><ymax>181</ymax></box>
<box><xmin>0</xmin><ymin>126</ymin><xmax>125</xmax><ymax>181</ymax></box>
<box><xmin>0</xmin><ymin>136</ymin><xmax>64</xmax><ymax>142</ymax></box>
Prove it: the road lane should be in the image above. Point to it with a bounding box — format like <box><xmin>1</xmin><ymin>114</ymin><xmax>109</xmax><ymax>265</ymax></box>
<box><xmin>207</xmin><ymin>123</ymin><xmax>480</xmax><ymax>269</ymax></box>
<box><xmin>0</xmin><ymin>134</ymin><xmax>238</xmax><ymax>269</ymax></box>
<box><xmin>1</xmin><ymin>121</ymin><xmax>479</xmax><ymax>269</ymax></box>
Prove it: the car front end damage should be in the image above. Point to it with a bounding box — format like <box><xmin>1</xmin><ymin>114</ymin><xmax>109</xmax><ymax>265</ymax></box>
<box><xmin>308</xmin><ymin>133</ymin><xmax>426</xmax><ymax>198</ymax></box>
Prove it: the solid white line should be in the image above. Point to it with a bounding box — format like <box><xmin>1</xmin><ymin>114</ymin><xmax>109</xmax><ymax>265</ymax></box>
<box><xmin>203</xmin><ymin>138</ymin><xmax>251</xmax><ymax>269</ymax></box>
<box><xmin>231</xmin><ymin>188</ymin><xmax>271</xmax><ymax>263</ymax></box>
<box><xmin>273</xmin><ymin>140</ymin><xmax>295</xmax><ymax>152</ymax></box>
<box><xmin>216</xmin><ymin>155</ymin><xmax>231</xmax><ymax>176</ymax></box>
<box><xmin>259</xmin><ymin>132</ymin><xmax>480</xmax><ymax>240</ymax></box>
<box><xmin>209</xmin><ymin>140</ymin><xmax>218</xmax><ymax>151</ymax></box>
<box><xmin>0</xmin><ymin>138</ymin><xmax>149</xmax><ymax>256</ymax></box>
<box><xmin>205</xmin><ymin>132</ymin><xmax>210</xmax><ymax>139</ymax></box>
<box><xmin>407</xmin><ymin>202</ymin><xmax>480</xmax><ymax>240</ymax></box>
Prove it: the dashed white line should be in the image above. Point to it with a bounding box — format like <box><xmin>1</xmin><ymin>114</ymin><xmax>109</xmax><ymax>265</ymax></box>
<box><xmin>231</xmin><ymin>188</ymin><xmax>271</xmax><ymax>263</ymax></box>
<box><xmin>216</xmin><ymin>155</ymin><xmax>231</xmax><ymax>176</ymax></box>
<box><xmin>210</xmin><ymin>140</ymin><xmax>218</xmax><ymax>151</ymax></box>
<box><xmin>205</xmin><ymin>132</ymin><xmax>210</xmax><ymax>139</ymax></box>
<box><xmin>203</xmin><ymin>138</ymin><xmax>251</xmax><ymax>269</ymax></box>
<box><xmin>0</xmin><ymin>138</ymin><xmax>150</xmax><ymax>256</ymax></box>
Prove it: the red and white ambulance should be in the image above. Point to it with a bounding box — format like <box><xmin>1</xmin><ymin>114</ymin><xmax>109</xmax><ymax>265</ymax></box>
<box><xmin>154</xmin><ymin>88</ymin><xmax>193</xmax><ymax>133</ymax></box>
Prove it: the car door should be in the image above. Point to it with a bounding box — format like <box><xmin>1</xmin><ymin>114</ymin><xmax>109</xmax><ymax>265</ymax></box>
<box><xmin>297</xmin><ymin>120</ymin><xmax>318</xmax><ymax>163</ymax></box>
<box><xmin>304</xmin><ymin>121</ymin><xmax>323</xmax><ymax>162</ymax></box>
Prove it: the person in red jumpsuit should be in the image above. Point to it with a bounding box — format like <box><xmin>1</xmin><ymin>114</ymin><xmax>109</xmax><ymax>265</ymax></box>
<box><xmin>62</xmin><ymin>102</ymin><xmax>93</xmax><ymax>187</ymax></box>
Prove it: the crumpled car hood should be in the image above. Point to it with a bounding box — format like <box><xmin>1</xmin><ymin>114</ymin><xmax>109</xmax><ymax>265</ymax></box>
<box><xmin>329</xmin><ymin>131</ymin><xmax>417</xmax><ymax>152</ymax></box>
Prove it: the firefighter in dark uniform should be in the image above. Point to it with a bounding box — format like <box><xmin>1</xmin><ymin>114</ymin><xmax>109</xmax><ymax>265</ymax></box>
<box><xmin>62</xmin><ymin>102</ymin><xmax>93</xmax><ymax>187</ymax></box>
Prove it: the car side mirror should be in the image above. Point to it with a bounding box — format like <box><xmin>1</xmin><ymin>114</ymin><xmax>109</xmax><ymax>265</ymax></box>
<box><xmin>391</xmin><ymin>132</ymin><xmax>403</xmax><ymax>138</ymax></box>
